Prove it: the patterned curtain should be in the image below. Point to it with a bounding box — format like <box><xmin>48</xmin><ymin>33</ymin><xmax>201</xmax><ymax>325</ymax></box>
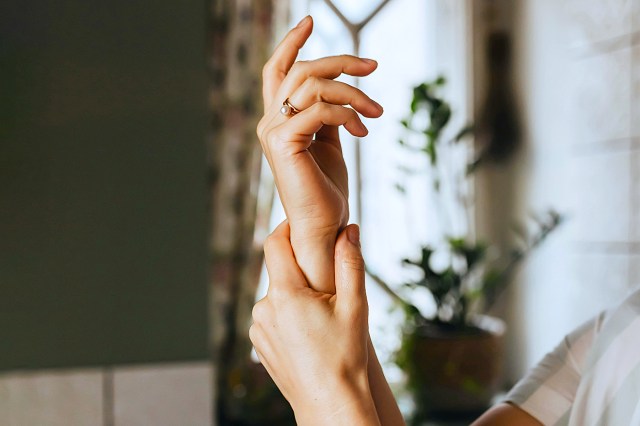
<box><xmin>208</xmin><ymin>0</ymin><xmax>293</xmax><ymax>424</ymax></box>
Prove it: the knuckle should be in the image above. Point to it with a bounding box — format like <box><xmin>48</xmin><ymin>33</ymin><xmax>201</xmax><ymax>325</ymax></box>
<box><xmin>343</xmin><ymin>299</ymin><xmax>369</xmax><ymax>326</ymax></box>
<box><xmin>262</xmin><ymin>61</ymin><xmax>274</xmax><ymax>79</ymax></box>
<box><xmin>352</xmin><ymin>86</ymin><xmax>366</xmax><ymax>100</ymax></box>
<box><xmin>268</xmin><ymin>127</ymin><xmax>288</xmax><ymax>144</ymax></box>
<box><xmin>350</xmin><ymin>306</ymin><xmax>369</xmax><ymax>325</ymax></box>
<box><xmin>289</xmin><ymin>60</ymin><xmax>308</xmax><ymax>77</ymax></box>
<box><xmin>307</xmin><ymin>76</ymin><xmax>321</xmax><ymax>92</ymax></box>
<box><xmin>264</xmin><ymin>128</ymin><xmax>285</xmax><ymax>152</ymax></box>
<box><xmin>300</xmin><ymin>76</ymin><xmax>321</xmax><ymax>99</ymax></box>
<box><xmin>340</xmin><ymin>253</ymin><xmax>366</xmax><ymax>272</ymax></box>
<box><xmin>251</xmin><ymin>300</ymin><xmax>269</xmax><ymax>324</ymax></box>
<box><xmin>312</xmin><ymin>102</ymin><xmax>330</xmax><ymax>114</ymax></box>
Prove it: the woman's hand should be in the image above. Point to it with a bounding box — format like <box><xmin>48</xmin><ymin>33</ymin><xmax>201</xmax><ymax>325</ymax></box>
<box><xmin>255</xmin><ymin>16</ymin><xmax>403</xmax><ymax>425</ymax></box>
<box><xmin>257</xmin><ymin>16</ymin><xmax>383</xmax><ymax>293</ymax></box>
<box><xmin>250</xmin><ymin>221</ymin><xmax>380</xmax><ymax>425</ymax></box>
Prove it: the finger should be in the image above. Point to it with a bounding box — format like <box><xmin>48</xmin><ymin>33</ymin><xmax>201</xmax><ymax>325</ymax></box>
<box><xmin>315</xmin><ymin>124</ymin><xmax>339</xmax><ymax>144</ymax></box>
<box><xmin>251</xmin><ymin>341</ymin><xmax>290</xmax><ymax>402</ymax></box>
<box><xmin>262</xmin><ymin>16</ymin><xmax>313</xmax><ymax>109</ymax></box>
<box><xmin>253</xmin><ymin>346</ymin><xmax>273</xmax><ymax>375</ymax></box>
<box><xmin>288</xmin><ymin>77</ymin><xmax>384</xmax><ymax>119</ymax></box>
<box><xmin>272</xmin><ymin>55</ymin><xmax>378</xmax><ymax>111</ymax></box>
<box><xmin>249</xmin><ymin>324</ymin><xmax>276</xmax><ymax>372</ymax></box>
<box><xmin>266</xmin><ymin>103</ymin><xmax>368</xmax><ymax>157</ymax></box>
<box><xmin>260</xmin><ymin>56</ymin><xmax>378</xmax><ymax>147</ymax></box>
<box><xmin>249</xmin><ymin>323</ymin><xmax>262</xmax><ymax>350</ymax></box>
<box><xmin>263</xmin><ymin>220</ymin><xmax>308</xmax><ymax>292</ymax></box>
<box><xmin>286</xmin><ymin>101</ymin><xmax>368</xmax><ymax>137</ymax></box>
<box><xmin>334</xmin><ymin>224</ymin><xmax>367</xmax><ymax>313</ymax></box>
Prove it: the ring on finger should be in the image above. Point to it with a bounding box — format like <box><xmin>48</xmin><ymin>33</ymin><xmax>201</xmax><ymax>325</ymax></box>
<box><xmin>280</xmin><ymin>97</ymin><xmax>301</xmax><ymax>116</ymax></box>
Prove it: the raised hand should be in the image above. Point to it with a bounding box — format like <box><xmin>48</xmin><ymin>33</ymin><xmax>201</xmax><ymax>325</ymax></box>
<box><xmin>257</xmin><ymin>16</ymin><xmax>383</xmax><ymax>293</ymax></box>
<box><xmin>250</xmin><ymin>221</ymin><xmax>380</xmax><ymax>425</ymax></box>
<box><xmin>255</xmin><ymin>17</ymin><xmax>404</xmax><ymax>425</ymax></box>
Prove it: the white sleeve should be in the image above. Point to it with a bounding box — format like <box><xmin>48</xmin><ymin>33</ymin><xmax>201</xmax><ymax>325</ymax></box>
<box><xmin>504</xmin><ymin>314</ymin><xmax>604</xmax><ymax>425</ymax></box>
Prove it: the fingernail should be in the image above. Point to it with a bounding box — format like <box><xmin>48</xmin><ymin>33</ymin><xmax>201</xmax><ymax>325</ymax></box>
<box><xmin>295</xmin><ymin>15</ymin><xmax>311</xmax><ymax>28</ymax></box>
<box><xmin>372</xmin><ymin>99</ymin><xmax>383</xmax><ymax>112</ymax></box>
<box><xmin>361</xmin><ymin>58</ymin><xmax>377</xmax><ymax>65</ymax></box>
<box><xmin>347</xmin><ymin>225</ymin><xmax>361</xmax><ymax>247</ymax></box>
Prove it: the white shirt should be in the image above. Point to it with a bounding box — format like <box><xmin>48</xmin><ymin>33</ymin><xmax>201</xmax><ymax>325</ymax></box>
<box><xmin>506</xmin><ymin>287</ymin><xmax>640</xmax><ymax>426</ymax></box>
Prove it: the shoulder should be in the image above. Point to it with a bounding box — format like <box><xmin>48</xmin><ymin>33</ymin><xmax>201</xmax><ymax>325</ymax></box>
<box><xmin>566</xmin><ymin>286</ymin><xmax>640</xmax><ymax>424</ymax></box>
<box><xmin>505</xmin><ymin>286</ymin><xmax>640</xmax><ymax>425</ymax></box>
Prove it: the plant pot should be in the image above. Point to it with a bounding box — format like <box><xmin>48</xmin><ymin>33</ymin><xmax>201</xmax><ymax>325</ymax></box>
<box><xmin>403</xmin><ymin>315</ymin><xmax>506</xmax><ymax>421</ymax></box>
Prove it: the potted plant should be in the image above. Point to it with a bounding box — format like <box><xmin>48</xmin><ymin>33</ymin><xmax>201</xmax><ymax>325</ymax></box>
<box><xmin>367</xmin><ymin>77</ymin><xmax>562</xmax><ymax>424</ymax></box>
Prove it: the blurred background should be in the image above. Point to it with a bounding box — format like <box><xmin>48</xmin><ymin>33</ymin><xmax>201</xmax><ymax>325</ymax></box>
<box><xmin>1</xmin><ymin>0</ymin><xmax>638</xmax><ymax>425</ymax></box>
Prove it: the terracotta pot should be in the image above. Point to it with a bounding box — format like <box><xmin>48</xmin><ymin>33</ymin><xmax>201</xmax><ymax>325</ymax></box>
<box><xmin>406</xmin><ymin>315</ymin><xmax>506</xmax><ymax>419</ymax></box>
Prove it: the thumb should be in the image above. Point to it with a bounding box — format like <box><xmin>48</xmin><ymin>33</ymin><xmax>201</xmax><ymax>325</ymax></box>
<box><xmin>334</xmin><ymin>224</ymin><xmax>366</xmax><ymax>309</ymax></box>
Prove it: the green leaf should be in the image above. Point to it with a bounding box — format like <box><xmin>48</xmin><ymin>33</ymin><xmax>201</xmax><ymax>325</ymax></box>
<box><xmin>429</xmin><ymin>103</ymin><xmax>452</xmax><ymax>136</ymax></box>
<box><xmin>446</xmin><ymin>238</ymin><xmax>488</xmax><ymax>271</ymax></box>
<box><xmin>423</xmin><ymin>140</ymin><xmax>437</xmax><ymax>165</ymax></box>
<box><xmin>447</xmin><ymin>237</ymin><xmax>466</xmax><ymax>251</ymax></box>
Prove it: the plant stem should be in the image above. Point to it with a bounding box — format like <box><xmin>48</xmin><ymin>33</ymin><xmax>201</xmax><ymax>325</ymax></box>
<box><xmin>365</xmin><ymin>268</ymin><xmax>415</xmax><ymax>312</ymax></box>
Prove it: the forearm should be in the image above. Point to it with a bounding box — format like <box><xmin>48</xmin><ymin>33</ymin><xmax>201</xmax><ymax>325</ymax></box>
<box><xmin>294</xmin><ymin>373</ymin><xmax>381</xmax><ymax>426</ymax></box>
<box><xmin>367</xmin><ymin>337</ymin><xmax>405</xmax><ymax>426</ymax></box>
<box><xmin>471</xmin><ymin>403</ymin><xmax>542</xmax><ymax>425</ymax></box>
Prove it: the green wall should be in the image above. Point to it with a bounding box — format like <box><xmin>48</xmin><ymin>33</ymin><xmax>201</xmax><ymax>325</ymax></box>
<box><xmin>0</xmin><ymin>0</ymin><xmax>209</xmax><ymax>369</ymax></box>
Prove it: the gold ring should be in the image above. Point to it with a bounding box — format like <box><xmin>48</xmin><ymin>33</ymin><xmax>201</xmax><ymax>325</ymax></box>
<box><xmin>280</xmin><ymin>97</ymin><xmax>301</xmax><ymax>116</ymax></box>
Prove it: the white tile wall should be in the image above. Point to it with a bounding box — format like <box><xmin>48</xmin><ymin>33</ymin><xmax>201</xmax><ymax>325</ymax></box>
<box><xmin>632</xmin><ymin>149</ymin><xmax>640</xmax><ymax>241</ymax></box>
<box><xmin>568</xmin><ymin>151</ymin><xmax>631</xmax><ymax>243</ymax></box>
<box><xmin>565</xmin><ymin>0</ymin><xmax>633</xmax><ymax>48</ymax></box>
<box><xmin>0</xmin><ymin>362</ymin><xmax>213</xmax><ymax>426</ymax></box>
<box><xmin>634</xmin><ymin>1</ymin><xmax>640</xmax><ymax>44</ymax></box>
<box><xmin>570</xmin><ymin>252</ymin><xmax>633</xmax><ymax>309</ymax></box>
<box><xmin>631</xmin><ymin>254</ymin><xmax>640</xmax><ymax>288</ymax></box>
<box><xmin>0</xmin><ymin>369</ymin><xmax>103</xmax><ymax>426</ymax></box>
<box><xmin>634</xmin><ymin>45</ymin><xmax>640</xmax><ymax>137</ymax></box>
<box><xmin>570</xmin><ymin>47</ymin><xmax>632</xmax><ymax>145</ymax></box>
<box><xmin>113</xmin><ymin>362</ymin><xmax>212</xmax><ymax>426</ymax></box>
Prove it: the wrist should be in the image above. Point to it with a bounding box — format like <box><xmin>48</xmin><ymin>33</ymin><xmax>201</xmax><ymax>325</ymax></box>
<box><xmin>287</xmin><ymin>205</ymin><xmax>348</xmax><ymax>244</ymax></box>
<box><xmin>290</xmin><ymin>223</ymin><xmax>342</xmax><ymax>245</ymax></box>
<box><xmin>289</xmin><ymin>228</ymin><xmax>340</xmax><ymax>294</ymax></box>
<box><xmin>294</xmin><ymin>371</ymin><xmax>380</xmax><ymax>426</ymax></box>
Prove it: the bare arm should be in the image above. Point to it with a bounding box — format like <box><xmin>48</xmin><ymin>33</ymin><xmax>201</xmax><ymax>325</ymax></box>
<box><xmin>257</xmin><ymin>16</ymin><xmax>400</xmax><ymax>424</ymax></box>
<box><xmin>258</xmin><ymin>15</ymin><xmax>381</xmax><ymax>293</ymax></box>
<box><xmin>471</xmin><ymin>403</ymin><xmax>542</xmax><ymax>426</ymax></box>
<box><xmin>366</xmin><ymin>337</ymin><xmax>405</xmax><ymax>425</ymax></box>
